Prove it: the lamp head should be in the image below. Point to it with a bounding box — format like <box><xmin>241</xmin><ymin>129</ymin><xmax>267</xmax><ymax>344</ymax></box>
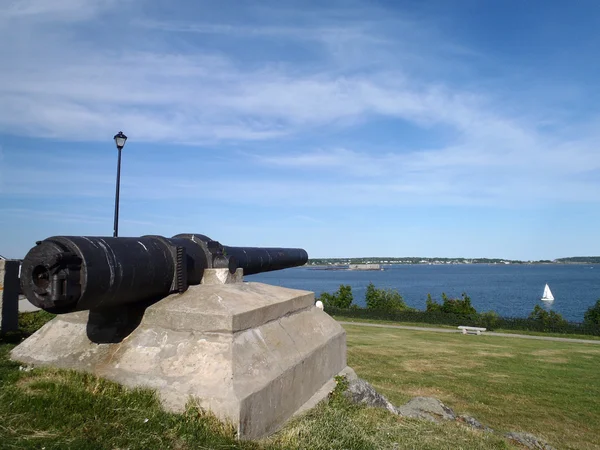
<box><xmin>114</xmin><ymin>131</ymin><xmax>127</xmax><ymax>150</ymax></box>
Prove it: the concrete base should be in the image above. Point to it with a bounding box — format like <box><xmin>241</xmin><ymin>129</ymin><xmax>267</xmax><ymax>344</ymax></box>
<box><xmin>10</xmin><ymin>282</ymin><xmax>347</xmax><ymax>439</ymax></box>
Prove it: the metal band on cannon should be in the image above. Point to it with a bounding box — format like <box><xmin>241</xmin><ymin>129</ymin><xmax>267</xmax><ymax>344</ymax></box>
<box><xmin>20</xmin><ymin>234</ymin><xmax>308</xmax><ymax>313</ymax></box>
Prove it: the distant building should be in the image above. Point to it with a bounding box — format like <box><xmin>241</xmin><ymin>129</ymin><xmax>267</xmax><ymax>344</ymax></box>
<box><xmin>348</xmin><ymin>263</ymin><xmax>381</xmax><ymax>271</ymax></box>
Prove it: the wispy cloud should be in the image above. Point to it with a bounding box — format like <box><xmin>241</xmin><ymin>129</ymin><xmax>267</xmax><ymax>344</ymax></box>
<box><xmin>0</xmin><ymin>0</ymin><xmax>499</xmax><ymax>143</ymax></box>
<box><xmin>1</xmin><ymin>0</ymin><xmax>599</xmax><ymax>210</ymax></box>
<box><xmin>0</xmin><ymin>0</ymin><xmax>120</xmax><ymax>21</ymax></box>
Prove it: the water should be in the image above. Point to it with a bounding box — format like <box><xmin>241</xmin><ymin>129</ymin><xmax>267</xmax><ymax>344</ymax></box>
<box><xmin>246</xmin><ymin>264</ymin><xmax>600</xmax><ymax>322</ymax></box>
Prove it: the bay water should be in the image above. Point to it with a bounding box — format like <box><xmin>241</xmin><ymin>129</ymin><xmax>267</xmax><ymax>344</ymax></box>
<box><xmin>246</xmin><ymin>264</ymin><xmax>600</xmax><ymax>322</ymax></box>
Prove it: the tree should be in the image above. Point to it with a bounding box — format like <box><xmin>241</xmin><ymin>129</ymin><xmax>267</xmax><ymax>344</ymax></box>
<box><xmin>440</xmin><ymin>292</ymin><xmax>477</xmax><ymax>315</ymax></box>
<box><xmin>528</xmin><ymin>305</ymin><xmax>568</xmax><ymax>330</ymax></box>
<box><xmin>426</xmin><ymin>293</ymin><xmax>442</xmax><ymax>312</ymax></box>
<box><xmin>365</xmin><ymin>282</ymin><xmax>381</xmax><ymax>309</ymax></box>
<box><xmin>479</xmin><ymin>311</ymin><xmax>500</xmax><ymax>329</ymax></box>
<box><xmin>365</xmin><ymin>282</ymin><xmax>412</xmax><ymax>312</ymax></box>
<box><xmin>336</xmin><ymin>285</ymin><xmax>354</xmax><ymax>309</ymax></box>
<box><xmin>318</xmin><ymin>284</ymin><xmax>354</xmax><ymax>309</ymax></box>
<box><xmin>583</xmin><ymin>299</ymin><xmax>600</xmax><ymax>326</ymax></box>
<box><xmin>426</xmin><ymin>292</ymin><xmax>476</xmax><ymax>315</ymax></box>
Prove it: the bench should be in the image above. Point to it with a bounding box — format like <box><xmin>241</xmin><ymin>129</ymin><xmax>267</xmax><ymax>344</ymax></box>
<box><xmin>458</xmin><ymin>326</ymin><xmax>486</xmax><ymax>335</ymax></box>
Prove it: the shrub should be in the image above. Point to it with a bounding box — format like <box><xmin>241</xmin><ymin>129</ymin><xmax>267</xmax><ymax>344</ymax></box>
<box><xmin>584</xmin><ymin>299</ymin><xmax>600</xmax><ymax>326</ymax></box>
<box><xmin>365</xmin><ymin>282</ymin><xmax>412</xmax><ymax>312</ymax></box>
<box><xmin>528</xmin><ymin>305</ymin><xmax>568</xmax><ymax>331</ymax></box>
<box><xmin>319</xmin><ymin>285</ymin><xmax>354</xmax><ymax>309</ymax></box>
<box><xmin>478</xmin><ymin>311</ymin><xmax>500</xmax><ymax>330</ymax></box>
<box><xmin>425</xmin><ymin>293</ymin><xmax>442</xmax><ymax>312</ymax></box>
<box><xmin>426</xmin><ymin>292</ymin><xmax>477</xmax><ymax>315</ymax></box>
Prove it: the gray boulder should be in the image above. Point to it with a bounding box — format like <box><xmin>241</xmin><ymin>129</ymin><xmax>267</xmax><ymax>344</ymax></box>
<box><xmin>504</xmin><ymin>432</ymin><xmax>556</xmax><ymax>450</ymax></box>
<box><xmin>396</xmin><ymin>397</ymin><xmax>456</xmax><ymax>422</ymax></box>
<box><xmin>458</xmin><ymin>414</ymin><xmax>493</xmax><ymax>432</ymax></box>
<box><xmin>343</xmin><ymin>378</ymin><xmax>398</xmax><ymax>415</ymax></box>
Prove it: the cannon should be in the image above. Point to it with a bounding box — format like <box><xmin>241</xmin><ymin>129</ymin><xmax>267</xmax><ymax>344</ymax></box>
<box><xmin>20</xmin><ymin>234</ymin><xmax>308</xmax><ymax>313</ymax></box>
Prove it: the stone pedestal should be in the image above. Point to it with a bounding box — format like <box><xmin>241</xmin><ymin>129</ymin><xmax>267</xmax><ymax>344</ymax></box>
<box><xmin>10</xmin><ymin>282</ymin><xmax>348</xmax><ymax>439</ymax></box>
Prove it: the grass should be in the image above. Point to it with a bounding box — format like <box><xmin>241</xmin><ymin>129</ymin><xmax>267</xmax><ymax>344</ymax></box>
<box><xmin>333</xmin><ymin>315</ymin><xmax>600</xmax><ymax>340</ymax></box>
<box><xmin>4</xmin><ymin>311</ymin><xmax>596</xmax><ymax>448</ymax></box>
<box><xmin>344</xmin><ymin>323</ymin><xmax>600</xmax><ymax>450</ymax></box>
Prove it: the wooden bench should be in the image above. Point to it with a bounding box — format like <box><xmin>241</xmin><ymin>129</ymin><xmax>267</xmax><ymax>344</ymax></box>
<box><xmin>458</xmin><ymin>326</ymin><xmax>486</xmax><ymax>335</ymax></box>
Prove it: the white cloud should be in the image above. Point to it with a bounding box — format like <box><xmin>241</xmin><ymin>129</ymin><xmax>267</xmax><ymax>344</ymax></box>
<box><xmin>1</xmin><ymin>0</ymin><xmax>599</xmax><ymax>209</ymax></box>
<box><xmin>0</xmin><ymin>0</ymin><xmax>119</xmax><ymax>21</ymax></box>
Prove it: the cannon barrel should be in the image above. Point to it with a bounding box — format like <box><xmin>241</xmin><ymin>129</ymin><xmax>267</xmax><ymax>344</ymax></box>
<box><xmin>20</xmin><ymin>234</ymin><xmax>308</xmax><ymax>313</ymax></box>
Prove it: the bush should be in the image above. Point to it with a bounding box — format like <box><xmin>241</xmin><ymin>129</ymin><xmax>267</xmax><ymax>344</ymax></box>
<box><xmin>426</xmin><ymin>292</ymin><xmax>477</xmax><ymax>315</ymax></box>
<box><xmin>425</xmin><ymin>293</ymin><xmax>441</xmax><ymax>312</ymax></box>
<box><xmin>528</xmin><ymin>305</ymin><xmax>568</xmax><ymax>331</ymax></box>
<box><xmin>365</xmin><ymin>282</ymin><xmax>413</xmax><ymax>312</ymax></box>
<box><xmin>584</xmin><ymin>299</ymin><xmax>600</xmax><ymax>326</ymax></box>
<box><xmin>319</xmin><ymin>285</ymin><xmax>354</xmax><ymax>309</ymax></box>
<box><xmin>478</xmin><ymin>311</ymin><xmax>500</xmax><ymax>330</ymax></box>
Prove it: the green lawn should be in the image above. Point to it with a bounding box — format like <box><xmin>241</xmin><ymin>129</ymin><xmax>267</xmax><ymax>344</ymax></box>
<box><xmin>344</xmin><ymin>323</ymin><xmax>600</xmax><ymax>450</ymax></box>
<box><xmin>7</xmin><ymin>312</ymin><xmax>599</xmax><ymax>448</ymax></box>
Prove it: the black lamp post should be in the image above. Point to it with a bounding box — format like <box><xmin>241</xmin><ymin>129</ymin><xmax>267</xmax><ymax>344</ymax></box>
<box><xmin>113</xmin><ymin>131</ymin><xmax>128</xmax><ymax>237</ymax></box>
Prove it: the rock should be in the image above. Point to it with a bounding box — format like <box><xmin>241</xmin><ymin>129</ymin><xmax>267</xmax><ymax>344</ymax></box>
<box><xmin>396</xmin><ymin>397</ymin><xmax>456</xmax><ymax>422</ymax></box>
<box><xmin>343</xmin><ymin>378</ymin><xmax>398</xmax><ymax>414</ymax></box>
<box><xmin>504</xmin><ymin>432</ymin><xmax>556</xmax><ymax>450</ymax></box>
<box><xmin>458</xmin><ymin>414</ymin><xmax>493</xmax><ymax>432</ymax></box>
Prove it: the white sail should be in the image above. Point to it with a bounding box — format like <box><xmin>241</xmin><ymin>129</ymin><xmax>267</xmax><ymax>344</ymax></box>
<box><xmin>541</xmin><ymin>284</ymin><xmax>554</xmax><ymax>301</ymax></box>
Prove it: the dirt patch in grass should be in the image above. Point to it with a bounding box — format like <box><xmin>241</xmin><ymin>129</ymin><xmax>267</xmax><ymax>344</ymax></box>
<box><xmin>485</xmin><ymin>373</ymin><xmax>510</xmax><ymax>380</ymax></box>
<box><xmin>529</xmin><ymin>349</ymin><xmax>570</xmax><ymax>364</ymax></box>
<box><xmin>535</xmin><ymin>356</ymin><xmax>569</xmax><ymax>364</ymax></box>
<box><xmin>476</xmin><ymin>351</ymin><xmax>515</xmax><ymax>358</ymax></box>
<box><xmin>401</xmin><ymin>359</ymin><xmax>438</xmax><ymax>373</ymax></box>
<box><xmin>16</xmin><ymin>371</ymin><xmax>73</xmax><ymax>394</ymax></box>
<box><xmin>401</xmin><ymin>386</ymin><xmax>457</xmax><ymax>401</ymax></box>
<box><xmin>530</xmin><ymin>349</ymin><xmax>564</xmax><ymax>356</ymax></box>
<box><xmin>401</xmin><ymin>358</ymin><xmax>483</xmax><ymax>373</ymax></box>
<box><xmin>404</xmin><ymin>345</ymin><xmax>459</xmax><ymax>355</ymax></box>
<box><xmin>573</xmin><ymin>348</ymin><xmax>600</xmax><ymax>355</ymax></box>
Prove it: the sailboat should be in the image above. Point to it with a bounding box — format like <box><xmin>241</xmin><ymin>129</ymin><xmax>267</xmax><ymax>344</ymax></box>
<box><xmin>541</xmin><ymin>284</ymin><xmax>555</xmax><ymax>302</ymax></box>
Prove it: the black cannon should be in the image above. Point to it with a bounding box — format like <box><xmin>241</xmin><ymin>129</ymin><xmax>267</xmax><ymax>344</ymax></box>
<box><xmin>20</xmin><ymin>234</ymin><xmax>308</xmax><ymax>313</ymax></box>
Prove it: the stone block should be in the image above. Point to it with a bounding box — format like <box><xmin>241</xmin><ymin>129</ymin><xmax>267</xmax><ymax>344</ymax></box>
<box><xmin>1</xmin><ymin>260</ymin><xmax>20</xmax><ymax>332</ymax></box>
<box><xmin>201</xmin><ymin>268</ymin><xmax>243</xmax><ymax>285</ymax></box>
<box><xmin>11</xmin><ymin>282</ymin><xmax>348</xmax><ymax>439</ymax></box>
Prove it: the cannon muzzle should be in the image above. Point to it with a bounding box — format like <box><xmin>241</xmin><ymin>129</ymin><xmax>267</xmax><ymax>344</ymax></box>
<box><xmin>20</xmin><ymin>234</ymin><xmax>308</xmax><ymax>313</ymax></box>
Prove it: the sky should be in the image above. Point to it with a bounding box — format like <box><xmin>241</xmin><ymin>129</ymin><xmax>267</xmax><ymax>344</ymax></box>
<box><xmin>1</xmin><ymin>0</ymin><xmax>599</xmax><ymax>260</ymax></box>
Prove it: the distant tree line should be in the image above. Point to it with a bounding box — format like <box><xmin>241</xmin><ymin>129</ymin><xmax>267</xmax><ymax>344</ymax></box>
<box><xmin>308</xmin><ymin>257</ymin><xmax>527</xmax><ymax>265</ymax></box>
<box><xmin>308</xmin><ymin>256</ymin><xmax>600</xmax><ymax>265</ymax></box>
<box><xmin>318</xmin><ymin>284</ymin><xmax>600</xmax><ymax>336</ymax></box>
<box><xmin>554</xmin><ymin>257</ymin><xmax>600</xmax><ymax>264</ymax></box>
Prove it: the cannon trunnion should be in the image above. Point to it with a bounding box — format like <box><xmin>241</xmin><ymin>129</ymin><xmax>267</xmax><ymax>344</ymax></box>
<box><xmin>20</xmin><ymin>234</ymin><xmax>308</xmax><ymax>313</ymax></box>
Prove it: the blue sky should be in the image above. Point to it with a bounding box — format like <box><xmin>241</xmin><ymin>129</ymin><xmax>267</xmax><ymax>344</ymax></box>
<box><xmin>1</xmin><ymin>0</ymin><xmax>599</xmax><ymax>260</ymax></box>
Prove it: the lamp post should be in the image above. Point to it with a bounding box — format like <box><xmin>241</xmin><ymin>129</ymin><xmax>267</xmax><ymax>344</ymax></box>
<box><xmin>113</xmin><ymin>131</ymin><xmax>128</xmax><ymax>237</ymax></box>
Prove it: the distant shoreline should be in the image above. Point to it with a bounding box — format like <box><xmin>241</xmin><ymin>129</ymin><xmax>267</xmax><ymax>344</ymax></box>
<box><xmin>305</xmin><ymin>262</ymin><xmax>597</xmax><ymax>270</ymax></box>
<box><xmin>307</xmin><ymin>258</ymin><xmax>600</xmax><ymax>266</ymax></box>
